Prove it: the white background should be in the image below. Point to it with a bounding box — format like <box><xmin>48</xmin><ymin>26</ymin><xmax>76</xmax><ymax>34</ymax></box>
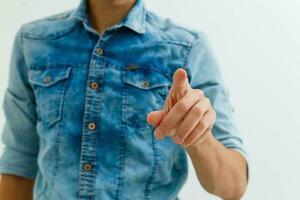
<box><xmin>1</xmin><ymin>0</ymin><xmax>300</xmax><ymax>199</ymax></box>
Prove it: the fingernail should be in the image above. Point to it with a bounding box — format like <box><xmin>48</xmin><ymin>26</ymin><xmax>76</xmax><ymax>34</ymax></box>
<box><xmin>173</xmin><ymin>136</ymin><xmax>181</xmax><ymax>144</ymax></box>
<box><xmin>155</xmin><ymin>129</ymin><xmax>163</xmax><ymax>139</ymax></box>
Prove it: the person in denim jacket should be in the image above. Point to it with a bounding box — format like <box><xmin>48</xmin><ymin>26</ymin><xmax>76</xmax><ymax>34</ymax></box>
<box><xmin>0</xmin><ymin>0</ymin><xmax>248</xmax><ymax>199</ymax></box>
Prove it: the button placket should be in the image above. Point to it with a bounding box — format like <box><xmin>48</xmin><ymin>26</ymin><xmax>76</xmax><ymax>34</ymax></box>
<box><xmin>79</xmin><ymin>41</ymin><xmax>105</xmax><ymax>198</ymax></box>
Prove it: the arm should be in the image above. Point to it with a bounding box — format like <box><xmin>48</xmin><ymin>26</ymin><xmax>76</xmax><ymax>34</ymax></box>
<box><xmin>148</xmin><ymin>69</ymin><xmax>248</xmax><ymax>199</ymax></box>
<box><xmin>0</xmin><ymin>27</ymin><xmax>39</xmax><ymax>198</ymax></box>
<box><xmin>0</xmin><ymin>174</ymin><xmax>34</xmax><ymax>200</ymax></box>
<box><xmin>187</xmin><ymin>135</ymin><xmax>247</xmax><ymax>200</ymax></box>
<box><xmin>183</xmin><ymin>33</ymin><xmax>248</xmax><ymax>199</ymax></box>
<box><xmin>147</xmin><ymin>32</ymin><xmax>248</xmax><ymax>199</ymax></box>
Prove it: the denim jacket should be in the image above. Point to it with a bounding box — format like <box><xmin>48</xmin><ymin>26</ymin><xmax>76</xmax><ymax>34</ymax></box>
<box><xmin>0</xmin><ymin>0</ymin><xmax>247</xmax><ymax>199</ymax></box>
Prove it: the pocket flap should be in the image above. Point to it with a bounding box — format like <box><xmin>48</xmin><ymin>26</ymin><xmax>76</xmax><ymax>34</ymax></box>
<box><xmin>29</xmin><ymin>67</ymin><xmax>72</xmax><ymax>87</ymax></box>
<box><xmin>123</xmin><ymin>66</ymin><xmax>170</xmax><ymax>89</ymax></box>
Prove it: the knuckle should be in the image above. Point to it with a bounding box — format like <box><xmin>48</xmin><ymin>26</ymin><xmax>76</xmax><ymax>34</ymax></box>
<box><xmin>159</xmin><ymin>125</ymin><xmax>168</xmax><ymax>134</ymax></box>
<box><xmin>183</xmin><ymin>136</ymin><xmax>194</xmax><ymax>147</ymax></box>
<box><xmin>159</xmin><ymin>121</ymin><xmax>170</xmax><ymax>134</ymax></box>
<box><xmin>180</xmin><ymin>123</ymin><xmax>190</xmax><ymax>133</ymax></box>
<box><xmin>193</xmin><ymin>104</ymin><xmax>204</xmax><ymax>116</ymax></box>
<box><xmin>176</xmin><ymin>101</ymin><xmax>189</xmax><ymax>113</ymax></box>
<box><xmin>194</xmin><ymin>89</ymin><xmax>204</xmax><ymax>98</ymax></box>
<box><xmin>170</xmin><ymin>91</ymin><xmax>177</xmax><ymax>99</ymax></box>
<box><xmin>205</xmin><ymin>97</ymin><xmax>211</xmax><ymax>105</ymax></box>
<box><xmin>198</xmin><ymin>120</ymin><xmax>206</xmax><ymax>129</ymax></box>
<box><xmin>212</xmin><ymin>109</ymin><xmax>217</xmax><ymax>118</ymax></box>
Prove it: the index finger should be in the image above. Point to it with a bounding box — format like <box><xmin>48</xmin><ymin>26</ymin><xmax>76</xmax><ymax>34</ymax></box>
<box><xmin>162</xmin><ymin>68</ymin><xmax>191</xmax><ymax>114</ymax></box>
<box><xmin>171</xmin><ymin>68</ymin><xmax>190</xmax><ymax>92</ymax></box>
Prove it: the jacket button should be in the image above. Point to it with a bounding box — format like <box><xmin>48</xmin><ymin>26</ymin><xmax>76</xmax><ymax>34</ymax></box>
<box><xmin>90</xmin><ymin>82</ymin><xmax>99</xmax><ymax>90</ymax></box>
<box><xmin>96</xmin><ymin>48</ymin><xmax>104</xmax><ymax>56</ymax></box>
<box><xmin>83</xmin><ymin>163</ymin><xmax>92</xmax><ymax>171</ymax></box>
<box><xmin>88</xmin><ymin>122</ymin><xmax>96</xmax><ymax>130</ymax></box>
<box><xmin>43</xmin><ymin>76</ymin><xmax>51</xmax><ymax>83</ymax></box>
<box><xmin>143</xmin><ymin>80</ymin><xmax>149</xmax><ymax>88</ymax></box>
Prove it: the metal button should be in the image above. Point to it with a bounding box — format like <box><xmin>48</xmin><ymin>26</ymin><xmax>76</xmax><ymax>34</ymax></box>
<box><xmin>96</xmin><ymin>48</ymin><xmax>104</xmax><ymax>56</ymax></box>
<box><xmin>43</xmin><ymin>76</ymin><xmax>51</xmax><ymax>83</ymax></box>
<box><xmin>143</xmin><ymin>80</ymin><xmax>149</xmax><ymax>88</ymax></box>
<box><xmin>88</xmin><ymin>122</ymin><xmax>96</xmax><ymax>130</ymax></box>
<box><xmin>83</xmin><ymin>163</ymin><xmax>92</xmax><ymax>171</ymax></box>
<box><xmin>90</xmin><ymin>82</ymin><xmax>99</xmax><ymax>90</ymax></box>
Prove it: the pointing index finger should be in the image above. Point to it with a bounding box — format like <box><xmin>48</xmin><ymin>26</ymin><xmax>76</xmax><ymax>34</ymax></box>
<box><xmin>172</xmin><ymin>68</ymin><xmax>189</xmax><ymax>91</ymax></box>
<box><xmin>170</xmin><ymin>68</ymin><xmax>191</xmax><ymax>101</ymax></box>
<box><xmin>162</xmin><ymin>68</ymin><xmax>191</xmax><ymax>114</ymax></box>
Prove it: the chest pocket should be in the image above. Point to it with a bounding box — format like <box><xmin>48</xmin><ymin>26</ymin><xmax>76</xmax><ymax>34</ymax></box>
<box><xmin>29</xmin><ymin>67</ymin><xmax>72</xmax><ymax>127</ymax></box>
<box><xmin>122</xmin><ymin>66</ymin><xmax>171</xmax><ymax>130</ymax></box>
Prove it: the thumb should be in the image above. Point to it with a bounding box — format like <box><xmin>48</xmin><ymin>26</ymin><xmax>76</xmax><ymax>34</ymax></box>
<box><xmin>147</xmin><ymin>110</ymin><xmax>164</xmax><ymax>127</ymax></box>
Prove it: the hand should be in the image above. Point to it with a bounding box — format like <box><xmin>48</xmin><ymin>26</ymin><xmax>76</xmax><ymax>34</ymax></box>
<box><xmin>147</xmin><ymin>68</ymin><xmax>216</xmax><ymax>148</ymax></box>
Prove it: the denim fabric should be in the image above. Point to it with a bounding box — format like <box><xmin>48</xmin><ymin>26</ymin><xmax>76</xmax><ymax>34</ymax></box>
<box><xmin>0</xmin><ymin>0</ymin><xmax>247</xmax><ymax>199</ymax></box>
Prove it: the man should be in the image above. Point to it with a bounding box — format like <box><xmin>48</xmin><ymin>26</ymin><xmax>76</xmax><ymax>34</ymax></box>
<box><xmin>0</xmin><ymin>0</ymin><xmax>248</xmax><ymax>199</ymax></box>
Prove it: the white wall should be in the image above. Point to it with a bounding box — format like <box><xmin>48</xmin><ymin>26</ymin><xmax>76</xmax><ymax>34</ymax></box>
<box><xmin>1</xmin><ymin>0</ymin><xmax>300</xmax><ymax>199</ymax></box>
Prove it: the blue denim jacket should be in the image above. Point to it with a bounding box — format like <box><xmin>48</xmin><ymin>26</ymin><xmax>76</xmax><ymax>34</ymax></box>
<box><xmin>0</xmin><ymin>0</ymin><xmax>247</xmax><ymax>199</ymax></box>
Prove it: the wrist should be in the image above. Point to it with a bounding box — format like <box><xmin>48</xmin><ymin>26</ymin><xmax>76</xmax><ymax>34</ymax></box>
<box><xmin>186</xmin><ymin>130</ymin><xmax>215</xmax><ymax>154</ymax></box>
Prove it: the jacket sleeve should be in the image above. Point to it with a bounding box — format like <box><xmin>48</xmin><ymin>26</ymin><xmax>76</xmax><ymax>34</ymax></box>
<box><xmin>0</xmin><ymin>27</ymin><xmax>39</xmax><ymax>179</ymax></box>
<box><xmin>185</xmin><ymin>32</ymin><xmax>248</xmax><ymax>161</ymax></box>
